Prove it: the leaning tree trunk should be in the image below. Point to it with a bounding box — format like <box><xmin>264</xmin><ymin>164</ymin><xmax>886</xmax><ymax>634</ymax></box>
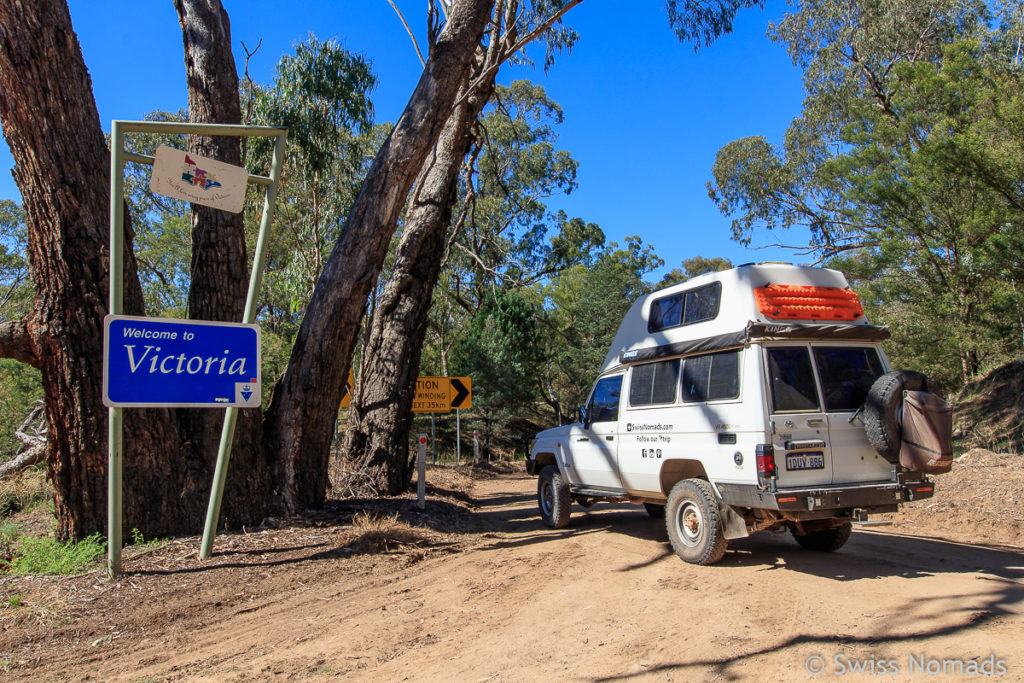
<box><xmin>263</xmin><ymin>0</ymin><xmax>495</xmax><ymax>513</ymax></box>
<box><xmin>171</xmin><ymin>0</ymin><xmax>273</xmax><ymax>531</ymax></box>
<box><xmin>342</xmin><ymin>88</ymin><xmax>488</xmax><ymax>494</ymax></box>
<box><xmin>0</xmin><ymin>0</ymin><xmax>182</xmax><ymax>540</ymax></box>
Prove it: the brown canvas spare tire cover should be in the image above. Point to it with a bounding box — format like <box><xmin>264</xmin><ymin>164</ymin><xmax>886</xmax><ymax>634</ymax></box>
<box><xmin>863</xmin><ymin>370</ymin><xmax>940</xmax><ymax>463</ymax></box>
<box><xmin>899</xmin><ymin>390</ymin><xmax>953</xmax><ymax>474</ymax></box>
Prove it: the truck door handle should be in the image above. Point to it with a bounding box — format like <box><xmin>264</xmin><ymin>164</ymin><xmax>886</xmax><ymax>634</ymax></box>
<box><xmin>577</xmin><ymin>437</ymin><xmax>589</xmax><ymax>442</ymax></box>
<box><xmin>605</xmin><ymin>436</ymin><xmax>614</xmax><ymax>441</ymax></box>
<box><xmin>806</xmin><ymin>418</ymin><xmax>824</xmax><ymax>427</ymax></box>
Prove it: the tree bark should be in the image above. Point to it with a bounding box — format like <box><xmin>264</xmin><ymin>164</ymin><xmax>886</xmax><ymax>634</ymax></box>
<box><xmin>264</xmin><ymin>0</ymin><xmax>495</xmax><ymax>513</ymax></box>
<box><xmin>172</xmin><ymin>0</ymin><xmax>273</xmax><ymax>529</ymax></box>
<box><xmin>342</xmin><ymin>90</ymin><xmax>484</xmax><ymax>494</ymax></box>
<box><xmin>0</xmin><ymin>0</ymin><xmax>175</xmax><ymax>539</ymax></box>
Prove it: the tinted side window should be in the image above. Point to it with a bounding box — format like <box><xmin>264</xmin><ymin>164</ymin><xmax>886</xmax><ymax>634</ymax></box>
<box><xmin>649</xmin><ymin>293</ymin><xmax>683</xmax><ymax>332</ymax></box>
<box><xmin>767</xmin><ymin>347</ymin><xmax>820</xmax><ymax>412</ymax></box>
<box><xmin>588</xmin><ymin>376</ymin><xmax>623</xmax><ymax>424</ymax></box>
<box><xmin>629</xmin><ymin>359</ymin><xmax>680</xmax><ymax>406</ymax></box>
<box><xmin>683</xmin><ymin>283</ymin><xmax>721</xmax><ymax>324</ymax></box>
<box><xmin>648</xmin><ymin>283</ymin><xmax>721</xmax><ymax>332</ymax></box>
<box><xmin>681</xmin><ymin>350</ymin><xmax>740</xmax><ymax>402</ymax></box>
<box><xmin>813</xmin><ymin>347</ymin><xmax>885</xmax><ymax>412</ymax></box>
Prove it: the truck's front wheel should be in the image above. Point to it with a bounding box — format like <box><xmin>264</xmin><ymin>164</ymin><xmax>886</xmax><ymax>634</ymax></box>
<box><xmin>538</xmin><ymin>465</ymin><xmax>571</xmax><ymax>528</ymax></box>
<box><xmin>665</xmin><ymin>479</ymin><xmax>728</xmax><ymax>565</ymax></box>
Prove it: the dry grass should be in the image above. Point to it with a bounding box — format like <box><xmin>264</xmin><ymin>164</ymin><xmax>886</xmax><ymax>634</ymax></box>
<box><xmin>347</xmin><ymin>511</ymin><xmax>433</xmax><ymax>555</ymax></box>
<box><xmin>0</xmin><ymin>469</ymin><xmax>51</xmax><ymax>519</ymax></box>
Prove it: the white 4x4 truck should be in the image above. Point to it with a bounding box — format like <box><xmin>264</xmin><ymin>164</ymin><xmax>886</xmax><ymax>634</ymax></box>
<box><xmin>527</xmin><ymin>263</ymin><xmax>952</xmax><ymax>564</ymax></box>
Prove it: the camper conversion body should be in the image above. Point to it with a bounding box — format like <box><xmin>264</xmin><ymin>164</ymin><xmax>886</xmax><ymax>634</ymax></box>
<box><xmin>527</xmin><ymin>263</ymin><xmax>946</xmax><ymax>564</ymax></box>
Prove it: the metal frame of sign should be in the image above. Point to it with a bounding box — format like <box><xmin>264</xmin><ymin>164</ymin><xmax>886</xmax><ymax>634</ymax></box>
<box><xmin>107</xmin><ymin>121</ymin><xmax>287</xmax><ymax>577</ymax></box>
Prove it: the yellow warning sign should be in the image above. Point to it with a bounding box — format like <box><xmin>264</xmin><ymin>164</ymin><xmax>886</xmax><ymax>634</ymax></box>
<box><xmin>412</xmin><ymin>376</ymin><xmax>472</xmax><ymax>413</ymax></box>
<box><xmin>339</xmin><ymin>368</ymin><xmax>354</xmax><ymax>409</ymax></box>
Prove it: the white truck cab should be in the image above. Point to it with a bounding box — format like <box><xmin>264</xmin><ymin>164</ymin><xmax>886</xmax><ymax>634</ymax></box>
<box><xmin>527</xmin><ymin>263</ymin><xmax>947</xmax><ymax>564</ymax></box>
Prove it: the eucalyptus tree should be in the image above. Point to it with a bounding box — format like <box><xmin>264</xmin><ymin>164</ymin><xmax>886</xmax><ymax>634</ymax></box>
<box><xmin>706</xmin><ymin>0</ymin><xmax>1024</xmax><ymax>387</ymax></box>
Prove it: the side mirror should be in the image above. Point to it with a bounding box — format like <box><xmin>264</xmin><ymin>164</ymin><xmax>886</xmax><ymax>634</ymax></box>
<box><xmin>577</xmin><ymin>405</ymin><xmax>588</xmax><ymax>427</ymax></box>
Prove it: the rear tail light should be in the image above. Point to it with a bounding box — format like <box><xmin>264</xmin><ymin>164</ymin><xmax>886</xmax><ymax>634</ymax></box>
<box><xmin>756</xmin><ymin>443</ymin><xmax>776</xmax><ymax>488</ymax></box>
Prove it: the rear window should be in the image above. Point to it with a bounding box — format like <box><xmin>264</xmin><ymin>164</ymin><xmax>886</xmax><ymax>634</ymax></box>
<box><xmin>767</xmin><ymin>347</ymin><xmax>820</xmax><ymax>412</ymax></box>
<box><xmin>813</xmin><ymin>347</ymin><xmax>885</xmax><ymax>412</ymax></box>
<box><xmin>681</xmin><ymin>350</ymin><xmax>740</xmax><ymax>402</ymax></box>
<box><xmin>648</xmin><ymin>283</ymin><xmax>721</xmax><ymax>332</ymax></box>
<box><xmin>630</xmin><ymin>359</ymin><xmax>680</xmax><ymax>406</ymax></box>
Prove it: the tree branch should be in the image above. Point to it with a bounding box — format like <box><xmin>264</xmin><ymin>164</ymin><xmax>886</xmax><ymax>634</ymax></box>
<box><xmin>387</xmin><ymin>0</ymin><xmax>427</xmax><ymax>68</ymax></box>
<box><xmin>0</xmin><ymin>319</ymin><xmax>37</xmax><ymax>366</ymax></box>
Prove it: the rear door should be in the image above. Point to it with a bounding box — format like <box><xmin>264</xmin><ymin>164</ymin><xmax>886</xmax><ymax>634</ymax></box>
<box><xmin>765</xmin><ymin>346</ymin><xmax>833</xmax><ymax>487</ymax></box>
<box><xmin>812</xmin><ymin>345</ymin><xmax>892</xmax><ymax>484</ymax></box>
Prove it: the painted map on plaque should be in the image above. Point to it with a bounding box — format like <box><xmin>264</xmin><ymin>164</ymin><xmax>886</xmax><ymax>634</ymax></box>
<box><xmin>149</xmin><ymin>145</ymin><xmax>248</xmax><ymax>213</ymax></box>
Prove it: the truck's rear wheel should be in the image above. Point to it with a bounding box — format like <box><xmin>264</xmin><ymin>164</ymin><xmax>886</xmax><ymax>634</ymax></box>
<box><xmin>538</xmin><ymin>465</ymin><xmax>571</xmax><ymax>528</ymax></box>
<box><xmin>665</xmin><ymin>479</ymin><xmax>728</xmax><ymax>565</ymax></box>
<box><xmin>791</xmin><ymin>522</ymin><xmax>852</xmax><ymax>552</ymax></box>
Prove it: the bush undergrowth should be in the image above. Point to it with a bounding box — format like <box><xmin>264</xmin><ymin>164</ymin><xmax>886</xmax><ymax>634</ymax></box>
<box><xmin>4</xmin><ymin>533</ymin><xmax>106</xmax><ymax>575</ymax></box>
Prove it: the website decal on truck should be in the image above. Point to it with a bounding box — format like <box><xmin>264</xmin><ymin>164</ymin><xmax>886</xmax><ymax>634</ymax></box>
<box><xmin>626</xmin><ymin>423</ymin><xmax>673</xmax><ymax>432</ymax></box>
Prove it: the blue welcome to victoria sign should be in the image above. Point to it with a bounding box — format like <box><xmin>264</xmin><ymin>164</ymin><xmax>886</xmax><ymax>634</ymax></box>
<box><xmin>103</xmin><ymin>315</ymin><xmax>261</xmax><ymax>408</ymax></box>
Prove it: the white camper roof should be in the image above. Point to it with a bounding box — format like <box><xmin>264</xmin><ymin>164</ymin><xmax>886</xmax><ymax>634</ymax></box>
<box><xmin>599</xmin><ymin>263</ymin><xmax>882</xmax><ymax>374</ymax></box>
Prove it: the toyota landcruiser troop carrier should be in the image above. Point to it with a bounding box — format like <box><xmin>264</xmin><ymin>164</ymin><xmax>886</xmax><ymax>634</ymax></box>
<box><xmin>527</xmin><ymin>263</ymin><xmax>952</xmax><ymax>564</ymax></box>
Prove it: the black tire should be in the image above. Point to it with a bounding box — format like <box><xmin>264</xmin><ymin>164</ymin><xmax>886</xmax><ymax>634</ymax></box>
<box><xmin>665</xmin><ymin>479</ymin><xmax>728</xmax><ymax>565</ymax></box>
<box><xmin>538</xmin><ymin>465</ymin><xmax>571</xmax><ymax>528</ymax></box>
<box><xmin>643</xmin><ymin>502</ymin><xmax>665</xmax><ymax>518</ymax></box>
<box><xmin>791</xmin><ymin>522</ymin><xmax>853</xmax><ymax>552</ymax></box>
<box><xmin>863</xmin><ymin>370</ymin><xmax>941</xmax><ymax>462</ymax></box>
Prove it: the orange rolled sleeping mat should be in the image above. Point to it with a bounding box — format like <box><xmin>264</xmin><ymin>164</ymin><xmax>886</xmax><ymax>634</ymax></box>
<box><xmin>754</xmin><ymin>284</ymin><xmax>864</xmax><ymax>322</ymax></box>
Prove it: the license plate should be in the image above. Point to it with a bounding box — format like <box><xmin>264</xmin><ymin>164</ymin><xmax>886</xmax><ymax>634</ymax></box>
<box><xmin>786</xmin><ymin>452</ymin><xmax>825</xmax><ymax>471</ymax></box>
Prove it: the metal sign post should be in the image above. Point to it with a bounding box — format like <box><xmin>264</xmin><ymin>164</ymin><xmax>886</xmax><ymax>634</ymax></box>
<box><xmin>417</xmin><ymin>434</ymin><xmax>427</xmax><ymax>510</ymax></box>
<box><xmin>107</xmin><ymin>121</ymin><xmax>286</xmax><ymax>577</ymax></box>
<box><xmin>456</xmin><ymin>409</ymin><xmax>461</xmax><ymax>465</ymax></box>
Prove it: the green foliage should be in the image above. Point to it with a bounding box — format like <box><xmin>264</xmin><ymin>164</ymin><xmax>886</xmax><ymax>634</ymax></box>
<box><xmin>248</xmin><ymin>37</ymin><xmax>381</xmax><ymax>334</ymax></box>
<box><xmin>454</xmin><ymin>289</ymin><xmax>545</xmax><ymax>423</ymax></box>
<box><xmin>656</xmin><ymin>256</ymin><xmax>733</xmax><ymax>289</ymax></box>
<box><xmin>667</xmin><ymin>0</ymin><xmax>767</xmax><ymax>48</ymax></box>
<box><xmin>708</xmin><ymin>2</ymin><xmax>1024</xmax><ymax>389</ymax></box>
<box><xmin>0</xmin><ymin>361</ymin><xmax>42</xmax><ymax>461</ymax></box>
<box><xmin>255</xmin><ymin>35</ymin><xmax>375</xmax><ymax>177</ymax></box>
<box><xmin>4</xmin><ymin>532</ymin><xmax>105</xmax><ymax>575</ymax></box>
<box><xmin>0</xmin><ymin>200</ymin><xmax>30</xmax><ymax>318</ymax></box>
<box><xmin>539</xmin><ymin>238</ymin><xmax>663</xmax><ymax>421</ymax></box>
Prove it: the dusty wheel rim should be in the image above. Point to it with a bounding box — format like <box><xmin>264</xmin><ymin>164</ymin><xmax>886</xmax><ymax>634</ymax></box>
<box><xmin>675</xmin><ymin>501</ymin><xmax>704</xmax><ymax>548</ymax></box>
<box><xmin>540</xmin><ymin>480</ymin><xmax>554</xmax><ymax>516</ymax></box>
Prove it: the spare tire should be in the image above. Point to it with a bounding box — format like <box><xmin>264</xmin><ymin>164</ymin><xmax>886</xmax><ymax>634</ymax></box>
<box><xmin>863</xmin><ymin>370</ymin><xmax>941</xmax><ymax>462</ymax></box>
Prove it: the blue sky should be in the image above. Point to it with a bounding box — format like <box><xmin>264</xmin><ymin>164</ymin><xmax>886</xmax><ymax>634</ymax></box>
<box><xmin>1</xmin><ymin>0</ymin><xmax>811</xmax><ymax>279</ymax></box>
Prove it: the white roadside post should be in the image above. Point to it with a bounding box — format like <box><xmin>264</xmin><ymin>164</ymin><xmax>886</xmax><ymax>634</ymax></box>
<box><xmin>417</xmin><ymin>433</ymin><xmax>427</xmax><ymax>510</ymax></box>
<box><xmin>473</xmin><ymin>430</ymin><xmax>479</xmax><ymax>464</ymax></box>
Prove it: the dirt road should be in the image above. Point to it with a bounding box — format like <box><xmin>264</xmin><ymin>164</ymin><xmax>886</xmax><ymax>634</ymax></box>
<box><xmin>5</xmin><ymin>469</ymin><xmax>1024</xmax><ymax>681</ymax></box>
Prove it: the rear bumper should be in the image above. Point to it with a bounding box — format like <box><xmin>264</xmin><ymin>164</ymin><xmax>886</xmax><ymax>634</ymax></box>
<box><xmin>716</xmin><ymin>479</ymin><xmax>934</xmax><ymax>519</ymax></box>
